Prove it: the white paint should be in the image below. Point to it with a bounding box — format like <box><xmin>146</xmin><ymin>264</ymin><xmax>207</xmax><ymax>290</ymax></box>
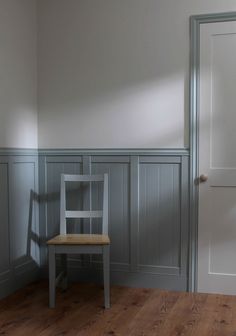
<box><xmin>38</xmin><ymin>0</ymin><xmax>236</xmax><ymax>149</ymax></box>
<box><xmin>1</xmin><ymin>1</ymin><xmax>236</xmax><ymax>149</ymax></box>
<box><xmin>0</xmin><ymin>0</ymin><xmax>37</xmax><ymax>148</ymax></box>
<box><xmin>198</xmin><ymin>21</ymin><xmax>236</xmax><ymax>295</ymax></box>
<box><xmin>39</xmin><ymin>75</ymin><xmax>184</xmax><ymax>148</ymax></box>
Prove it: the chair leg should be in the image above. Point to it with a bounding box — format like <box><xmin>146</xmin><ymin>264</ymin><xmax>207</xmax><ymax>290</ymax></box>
<box><xmin>60</xmin><ymin>254</ymin><xmax>68</xmax><ymax>290</ymax></box>
<box><xmin>48</xmin><ymin>245</ymin><xmax>56</xmax><ymax>308</ymax></box>
<box><xmin>103</xmin><ymin>245</ymin><xmax>110</xmax><ymax>309</ymax></box>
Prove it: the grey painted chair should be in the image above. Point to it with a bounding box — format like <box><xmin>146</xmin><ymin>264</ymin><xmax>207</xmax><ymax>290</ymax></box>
<box><xmin>47</xmin><ymin>174</ymin><xmax>110</xmax><ymax>309</ymax></box>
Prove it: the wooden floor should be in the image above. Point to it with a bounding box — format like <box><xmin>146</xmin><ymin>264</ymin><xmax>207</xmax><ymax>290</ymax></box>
<box><xmin>1</xmin><ymin>281</ymin><xmax>236</xmax><ymax>335</ymax></box>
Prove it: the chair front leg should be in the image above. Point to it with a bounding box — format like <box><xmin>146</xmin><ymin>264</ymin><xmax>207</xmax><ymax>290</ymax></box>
<box><xmin>103</xmin><ymin>245</ymin><xmax>110</xmax><ymax>309</ymax></box>
<box><xmin>48</xmin><ymin>245</ymin><xmax>56</xmax><ymax>308</ymax></box>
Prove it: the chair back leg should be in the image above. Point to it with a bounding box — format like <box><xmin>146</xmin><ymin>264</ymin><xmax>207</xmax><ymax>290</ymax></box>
<box><xmin>60</xmin><ymin>254</ymin><xmax>68</xmax><ymax>290</ymax></box>
<box><xmin>48</xmin><ymin>245</ymin><xmax>56</xmax><ymax>308</ymax></box>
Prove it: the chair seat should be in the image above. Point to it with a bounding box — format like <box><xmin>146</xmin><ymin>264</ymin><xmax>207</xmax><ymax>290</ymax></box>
<box><xmin>47</xmin><ymin>234</ymin><xmax>110</xmax><ymax>245</ymax></box>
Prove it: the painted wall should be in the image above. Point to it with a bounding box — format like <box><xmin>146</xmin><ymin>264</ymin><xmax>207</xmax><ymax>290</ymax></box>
<box><xmin>0</xmin><ymin>0</ymin><xmax>37</xmax><ymax>148</ymax></box>
<box><xmin>38</xmin><ymin>0</ymin><xmax>236</xmax><ymax>149</ymax></box>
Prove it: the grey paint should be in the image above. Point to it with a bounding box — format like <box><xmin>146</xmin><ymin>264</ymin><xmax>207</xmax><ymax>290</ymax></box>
<box><xmin>39</xmin><ymin>150</ymin><xmax>189</xmax><ymax>291</ymax></box>
<box><xmin>189</xmin><ymin>11</ymin><xmax>236</xmax><ymax>292</ymax></box>
<box><xmin>139</xmin><ymin>162</ymin><xmax>180</xmax><ymax>271</ymax></box>
<box><xmin>0</xmin><ymin>148</ymin><xmax>190</xmax><ymax>294</ymax></box>
<box><xmin>0</xmin><ymin>149</ymin><xmax>38</xmax><ymax>156</ymax></box>
<box><xmin>0</xmin><ymin>160</ymin><xmax>9</xmax><ymax>273</ymax></box>
<box><xmin>48</xmin><ymin>265</ymin><xmax>187</xmax><ymax>291</ymax></box>
<box><xmin>46</xmin><ymin>158</ymin><xmax>83</xmax><ymax>237</ymax></box>
<box><xmin>130</xmin><ymin>156</ymin><xmax>139</xmax><ymax>272</ymax></box>
<box><xmin>180</xmin><ymin>156</ymin><xmax>189</xmax><ymax>283</ymax></box>
<box><xmin>82</xmin><ymin>155</ymin><xmax>92</xmax><ymax>238</ymax></box>
<box><xmin>38</xmin><ymin>148</ymin><xmax>189</xmax><ymax>156</ymax></box>
<box><xmin>48</xmin><ymin>174</ymin><xmax>110</xmax><ymax>308</ymax></box>
<box><xmin>0</xmin><ymin>152</ymin><xmax>39</xmax><ymax>300</ymax></box>
<box><xmin>92</xmin><ymin>160</ymin><xmax>130</xmax><ymax>266</ymax></box>
<box><xmin>40</xmin><ymin>156</ymin><xmax>83</xmax><ymax>265</ymax></box>
<box><xmin>10</xmin><ymin>159</ymin><xmax>36</xmax><ymax>262</ymax></box>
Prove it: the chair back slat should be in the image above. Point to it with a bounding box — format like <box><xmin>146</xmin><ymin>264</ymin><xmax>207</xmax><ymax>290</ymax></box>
<box><xmin>63</xmin><ymin>174</ymin><xmax>104</xmax><ymax>182</ymax></box>
<box><xmin>60</xmin><ymin>173</ymin><xmax>109</xmax><ymax>235</ymax></box>
<box><xmin>65</xmin><ymin>210</ymin><xmax>103</xmax><ymax>218</ymax></box>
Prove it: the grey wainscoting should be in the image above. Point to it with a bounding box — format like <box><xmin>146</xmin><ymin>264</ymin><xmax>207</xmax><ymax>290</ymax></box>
<box><xmin>0</xmin><ymin>150</ymin><xmax>39</xmax><ymax>299</ymax></box>
<box><xmin>39</xmin><ymin>149</ymin><xmax>189</xmax><ymax>291</ymax></box>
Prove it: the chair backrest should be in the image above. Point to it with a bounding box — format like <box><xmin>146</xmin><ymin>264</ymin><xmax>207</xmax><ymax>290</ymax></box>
<box><xmin>60</xmin><ymin>174</ymin><xmax>108</xmax><ymax>235</ymax></box>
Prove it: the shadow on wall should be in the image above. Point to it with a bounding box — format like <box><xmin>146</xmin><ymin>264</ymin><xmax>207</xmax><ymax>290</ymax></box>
<box><xmin>11</xmin><ymin>190</ymin><xmax>40</xmax><ymax>270</ymax></box>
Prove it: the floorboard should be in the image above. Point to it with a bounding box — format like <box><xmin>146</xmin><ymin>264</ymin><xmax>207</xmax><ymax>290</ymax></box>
<box><xmin>0</xmin><ymin>281</ymin><xmax>236</xmax><ymax>335</ymax></box>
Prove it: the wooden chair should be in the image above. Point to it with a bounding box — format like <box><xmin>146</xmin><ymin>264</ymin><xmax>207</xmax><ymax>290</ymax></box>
<box><xmin>47</xmin><ymin>174</ymin><xmax>110</xmax><ymax>308</ymax></box>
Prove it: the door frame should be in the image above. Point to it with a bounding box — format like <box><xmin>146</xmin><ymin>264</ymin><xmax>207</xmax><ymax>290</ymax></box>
<box><xmin>189</xmin><ymin>11</ymin><xmax>236</xmax><ymax>292</ymax></box>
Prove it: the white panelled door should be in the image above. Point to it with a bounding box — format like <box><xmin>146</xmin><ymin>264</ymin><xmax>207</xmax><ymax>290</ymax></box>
<box><xmin>198</xmin><ymin>21</ymin><xmax>236</xmax><ymax>294</ymax></box>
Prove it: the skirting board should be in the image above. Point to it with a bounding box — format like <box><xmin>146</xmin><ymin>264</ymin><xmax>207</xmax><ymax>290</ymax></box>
<box><xmin>40</xmin><ymin>265</ymin><xmax>187</xmax><ymax>292</ymax></box>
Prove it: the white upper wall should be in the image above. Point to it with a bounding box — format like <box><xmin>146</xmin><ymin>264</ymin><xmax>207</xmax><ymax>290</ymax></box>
<box><xmin>0</xmin><ymin>0</ymin><xmax>37</xmax><ymax>149</ymax></box>
<box><xmin>38</xmin><ymin>0</ymin><xmax>236</xmax><ymax>149</ymax></box>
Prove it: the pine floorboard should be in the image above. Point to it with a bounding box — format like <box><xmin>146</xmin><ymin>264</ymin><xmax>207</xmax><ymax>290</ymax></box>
<box><xmin>0</xmin><ymin>281</ymin><xmax>236</xmax><ymax>335</ymax></box>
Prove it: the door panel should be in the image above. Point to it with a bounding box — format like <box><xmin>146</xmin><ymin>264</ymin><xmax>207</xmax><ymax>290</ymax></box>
<box><xmin>198</xmin><ymin>21</ymin><xmax>236</xmax><ymax>294</ymax></box>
